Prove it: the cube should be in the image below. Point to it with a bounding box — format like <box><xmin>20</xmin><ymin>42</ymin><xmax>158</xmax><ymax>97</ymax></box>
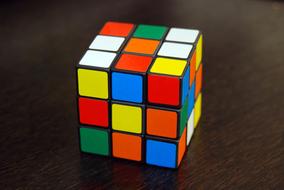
<box><xmin>111</xmin><ymin>102</ymin><xmax>144</xmax><ymax>134</ymax></box>
<box><xmin>146</xmin><ymin>127</ymin><xmax>187</xmax><ymax>168</ymax></box>
<box><xmin>79</xmin><ymin>127</ymin><xmax>110</xmax><ymax>156</ymax></box>
<box><xmin>78</xmin><ymin>97</ymin><xmax>109</xmax><ymax>127</ymax></box>
<box><xmin>112</xmin><ymin>132</ymin><xmax>143</xmax><ymax>161</ymax></box>
<box><xmin>146</xmin><ymin>96</ymin><xmax>188</xmax><ymax>139</ymax></box>
<box><xmin>76</xmin><ymin>22</ymin><xmax>203</xmax><ymax>169</ymax></box>
<box><xmin>111</xmin><ymin>53</ymin><xmax>153</xmax><ymax>103</ymax></box>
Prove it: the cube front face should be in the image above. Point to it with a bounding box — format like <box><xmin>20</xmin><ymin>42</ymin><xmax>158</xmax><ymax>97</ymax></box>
<box><xmin>76</xmin><ymin>21</ymin><xmax>203</xmax><ymax>169</ymax></box>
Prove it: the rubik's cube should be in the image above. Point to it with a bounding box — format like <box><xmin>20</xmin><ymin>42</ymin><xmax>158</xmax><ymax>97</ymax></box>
<box><xmin>76</xmin><ymin>21</ymin><xmax>203</xmax><ymax>168</ymax></box>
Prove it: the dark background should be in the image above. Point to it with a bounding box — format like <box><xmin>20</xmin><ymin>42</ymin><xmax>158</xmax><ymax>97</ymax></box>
<box><xmin>1</xmin><ymin>0</ymin><xmax>284</xmax><ymax>189</ymax></box>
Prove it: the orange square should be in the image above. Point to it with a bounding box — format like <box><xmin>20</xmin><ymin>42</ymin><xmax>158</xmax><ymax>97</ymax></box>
<box><xmin>195</xmin><ymin>63</ymin><xmax>203</xmax><ymax>98</ymax></box>
<box><xmin>112</xmin><ymin>132</ymin><xmax>142</xmax><ymax>161</ymax></box>
<box><xmin>177</xmin><ymin>127</ymin><xmax>186</xmax><ymax>166</ymax></box>
<box><xmin>146</xmin><ymin>108</ymin><xmax>178</xmax><ymax>138</ymax></box>
<box><xmin>124</xmin><ymin>38</ymin><xmax>159</xmax><ymax>55</ymax></box>
<box><xmin>115</xmin><ymin>54</ymin><xmax>153</xmax><ymax>73</ymax></box>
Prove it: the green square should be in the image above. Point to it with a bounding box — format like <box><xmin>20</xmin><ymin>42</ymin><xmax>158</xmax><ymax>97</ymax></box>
<box><xmin>180</xmin><ymin>97</ymin><xmax>188</xmax><ymax>136</ymax></box>
<box><xmin>80</xmin><ymin>127</ymin><xmax>109</xmax><ymax>156</ymax></box>
<box><xmin>133</xmin><ymin>24</ymin><xmax>167</xmax><ymax>40</ymax></box>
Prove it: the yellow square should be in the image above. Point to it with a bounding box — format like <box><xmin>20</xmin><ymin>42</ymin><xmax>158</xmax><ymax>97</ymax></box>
<box><xmin>196</xmin><ymin>34</ymin><xmax>203</xmax><ymax>70</ymax></box>
<box><xmin>194</xmin><ymin>93</ymin><xmax>202</xmax><ymax>128</ymax></box>
<box><xmin>112</xmin><ymin>103</ymin><xmax>142</xmax><ymax>134</ymax></box>
<box><xmin>150</xmin><ymin>57</ymin><xmax>187</xmax><ymax>76</ymax></box>
<box><xmin>77</xmin><ymin>68</ymin><xmax>108</xmax><ymax>99</ymax></box>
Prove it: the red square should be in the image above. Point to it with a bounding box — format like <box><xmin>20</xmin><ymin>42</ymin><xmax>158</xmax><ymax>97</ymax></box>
<box><xmin>115</xmin><ymin>54</ymin><xmax>153</xmax><ymax>73</ymax></box>
<box><xmin>148</xmin><ymin>74</ymin><xmax>180</xmax><ymax>106</ymax></box>
<box><xmin>78</xmin><ymin>97</ymin><xmax>109</xmax><ymax>127</ymax></box>
<box><xmin>99</xmin><ymin>21</ymin><xmax>134</xmax><ymax>37</ymax></box>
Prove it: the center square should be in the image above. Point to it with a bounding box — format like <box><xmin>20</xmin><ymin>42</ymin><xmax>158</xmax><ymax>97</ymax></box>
<box><xmin>111</xmin><ymin>53</ymin><xmax>153</xmax><ymax>104</ymax></box>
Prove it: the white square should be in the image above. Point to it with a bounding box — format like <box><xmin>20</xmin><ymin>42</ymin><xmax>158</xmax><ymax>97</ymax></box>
<box><xmin>187</xmin><ymin>110</ymin><xmax>194</xmax><ymax>145</ymax></box>
<box><xmin>166</xmin><ymin>28</ymin><xmax>199</xmax><ymax>43</ymax></box>
<box><xmin>79</xmin><ymin>50</ymin><xmax>116</xmax><ymax>68</ymax></box>
<box><xmin>157</xmin><ymin>42</ymin><xmax>193</xmax><ymax>59</ymax></box>
<box><xmin>89</xmin><ymin>35</ymin><xmax>125</xmax><ymax>51</ymax></box>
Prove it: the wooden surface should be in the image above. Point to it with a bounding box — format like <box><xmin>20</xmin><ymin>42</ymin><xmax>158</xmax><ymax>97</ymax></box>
<box><xmin>1</xmin><ymin>0</ymin><xmax>284</xmax><ymax>189</ymax></box>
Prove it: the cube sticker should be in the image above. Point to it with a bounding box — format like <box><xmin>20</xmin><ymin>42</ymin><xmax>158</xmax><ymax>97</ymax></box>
<box><xmin>76</xmin><ymin>22</ymin><xmax>203</xmax><ymax>169</ymax></box>
<box><xmin>112</xmin><ymin>103</ymin><xmax>143</xmax><ymax>134</ymax></box>
<box><xmin>80</xmin><ymin>127</ymin><xmax>110</xmax><ymax>156</ymax></box>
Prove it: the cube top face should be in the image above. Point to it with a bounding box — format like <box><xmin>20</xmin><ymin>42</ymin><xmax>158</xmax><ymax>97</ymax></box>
<box><xmin>166</xmin><ymin>28</ymin><xmax>199</xmax><ymax>43</ymax></box>
<box><xmin>99</xmin><ymin>21</ymin><xmax>135</xmax><ymax>37</ymax></box>
<box><xmin>133</xmin><ymin>24</ymin><xmax>168</xmax><ymax>40</ymax></box>
<box><xmin>114</xmin><ymin>53</ymin><xmax>153</xmax><ymax>73</ymax></box>
<box><xmin>89</xmin><ymin>35</ymin><xmax>125</xmax><ymax>52</ymax></box>
<box><xmin>124</xmin><ymin>38</ymin><xmax>160</xmax><ymax>55</ymax></box>
<box><xmin>149</xmin><ymin>57</ymin><xmax>187</xmax><ymax>77</ymax></box>
<box><xmin>78</xmin><ymin>50</ymin><xmax>116</xmax><ymax>69</ymax></box>
<box><xmin>158</xmin><ymin>42</ymin><xmax>193</xmax><ymax>59</ymax></box>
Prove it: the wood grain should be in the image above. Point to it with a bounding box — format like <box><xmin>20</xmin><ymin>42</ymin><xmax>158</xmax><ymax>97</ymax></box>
<box><xmin>0</xmin><ymin>0</ymin><xmax>284</xmax><ymax>189</ymax></box>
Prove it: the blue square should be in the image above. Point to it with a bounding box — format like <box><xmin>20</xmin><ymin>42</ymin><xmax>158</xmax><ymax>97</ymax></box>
<box><xmin>188</xmin><ymin>81</ymin><xmax>195</xmax><ymax>118</ymax></box>
<box><xmin>112</xmin><ymin>72</ymin><xmax>143</xmax><ymax>103</ymax></box>
<box><xmin>146</xmin><ymin>139</ymin><xmax>177</xmax><ymax>168</ymax></box>
<box><xmin>181</xmin><ymin>67</ymin><xmax>190</xmax><ymax>105</ymax></box>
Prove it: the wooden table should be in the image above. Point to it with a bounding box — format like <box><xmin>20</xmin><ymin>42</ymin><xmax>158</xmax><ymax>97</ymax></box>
<box><xmin>1</xmin><ymin>0</ymin><xmax>284</xmax><ymax>189</ymax></box>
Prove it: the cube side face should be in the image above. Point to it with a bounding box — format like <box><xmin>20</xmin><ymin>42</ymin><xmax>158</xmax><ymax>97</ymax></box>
<box><xmin>112</xmin><ymin>72</ymin><xmax>143</xmax><ymax>103</ymax></box>
<box><xmin>148</xmin><ymin>74</ymin><xmax>180</xmax><ymax>107</ymax></box>
<box><xmin>146</xmin><ymin>108</ymin><xmax>178</xmax><ymax>139</ymax></box>
<box><xmin>146</xmin><ymin>139</ymin><xmax>177</xmax><ymax>168</ymax></box>
<box><xmin>77</xmin><ymin>68</ymin><xmax>109</xmax><ymax>99</ymax></box>
<box><xmin>78</xmin><ymin>97</ymin><xmax>109</xmax><ymax>127</ymax></box>
<box><xmin>112</xmin><ymin>103</ymin><xmax>143</xmax><ymax>134</ymax></box>
<box><xmin>79</xmin><ymin>127</ymin><xmax>110</xmax><ymax>156</ymax></box>
<box><xmin>112</xmin><ymin>132</ymin><xmax>142</xmax><ymax>161</ymax></box>
<box><xmin>177</xmin><ymin>127</ymin><xmax>187</xmax><ymax>166</ymax></box>
<box><xmin>194</xmin><ymin>93</ymin><xmax>202</xmax><ymax>128</ymax></box>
